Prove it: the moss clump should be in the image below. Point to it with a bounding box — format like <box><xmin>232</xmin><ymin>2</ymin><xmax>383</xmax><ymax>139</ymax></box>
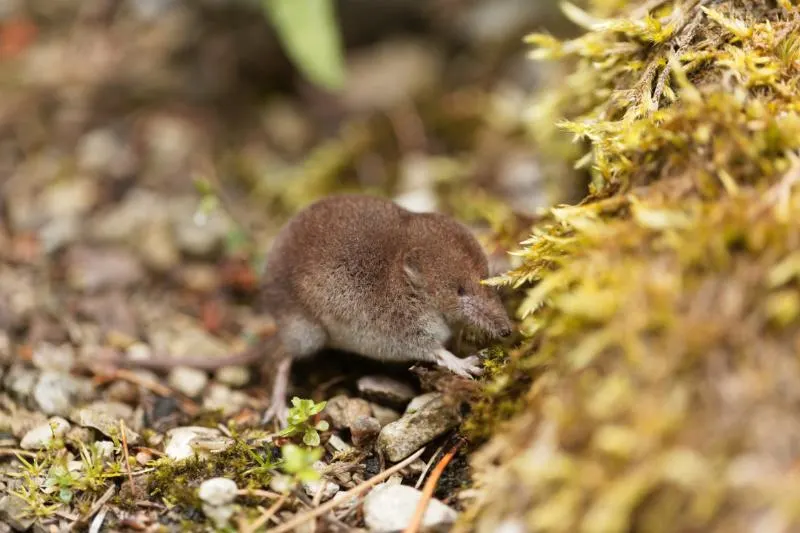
<box><xmin>148</xmin><ymin>440</ymin><xmax>277</xmax><ymax>510</ymax></box>
<box><xmin>461</xmin><ymin>1</ymin><xmax>800</xmax><ymax>532</ymax></box>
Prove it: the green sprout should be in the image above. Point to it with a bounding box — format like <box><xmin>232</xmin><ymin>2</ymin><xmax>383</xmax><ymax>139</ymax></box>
<box><xmin>277</xmin><ymin>397</ymin><xmax>329</xmax><ymax>447</ymax></box>
<box><xmin>279</xmin><ymin>444</ymin><xmax>324</xmax><ymax>483</ymax></box>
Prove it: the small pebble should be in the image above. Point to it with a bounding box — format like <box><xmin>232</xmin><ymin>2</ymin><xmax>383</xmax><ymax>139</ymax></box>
<box><xmin>302</xmin><ymin>463</ymin><xmax>340</xmax><ymax>502</ymax></box>
<box><xmin>357</xmin><ymin>375</ymin><xmax>416</xmax><ymax>406</ymax></box>
<box><xmin>34</xmin><ymin>371</ymin><xmax>94</xmax><ymax>417</ymax></box>
<box><xmin>20</xmin><ymin>417</ymin><xmax>70</xmax><ymax>450</ymax></box>
<box><xmin>203</xmin><ymin>384</ymin><xmax>249</xmax><ymax>416</ymax></box>
<box><xmin>405</xmin><ymin>392</ymin><xmax>440</xmax><ymax>414</ymax></box>
<box><xmin>198</xmin><ymin>477</ymin><xmax>238</xmax><ymax>506</ymax></box>
<box><xmin>167</xmin><ymin>366</ymin><xmax>208</xmax><ymax>398</ymax></box>
<box><xmin>351</xmin><ymin>416</ymin><xmax>381</xmax><ymax>447</ymax></box>
<box><xmin>370</xmin><ymin>404</ymin><xmax>400</xmax><ymax>427</ymax></box>
<box><xmin>269</xmin><ymin>474</ymin><xmax>293</xmax><ymax>494</ymax></box>
<box><xmin>136</xmin><ymin>451</ymin><xmax>153</xmax><ymax>465</ymax></box>
<box><xmin>71</xmin><ymin>402</ymin><xmax>140</xmax><ymax>444</ymax></box>
<box><xmin>94</xmin><ymin>441</ymin><xmax>116</xmax><ymax>463</ymax></box>
<box><xmin>214</xmin><ymin>366</ymin><xmax>250</xmax><ymax>388</ymax></box>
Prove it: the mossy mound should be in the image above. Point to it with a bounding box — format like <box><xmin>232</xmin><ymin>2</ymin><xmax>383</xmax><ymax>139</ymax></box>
<box><xmin>461</xmin><ymin>1</ymin><xmax>800</xmax><ymax>532</ymax></box>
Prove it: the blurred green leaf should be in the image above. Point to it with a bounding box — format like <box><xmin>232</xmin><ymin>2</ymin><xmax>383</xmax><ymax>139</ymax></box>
<box><xmin>263</xmin><ymin>0</ymin><xmax>345</xmax><ymax>90</ymax></box>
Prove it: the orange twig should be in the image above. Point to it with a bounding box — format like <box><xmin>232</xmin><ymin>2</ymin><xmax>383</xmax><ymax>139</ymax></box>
<box><xmin>402</xmin><ymin>439</ymin><xmax>464</xmax><ymax>533</ymax></box>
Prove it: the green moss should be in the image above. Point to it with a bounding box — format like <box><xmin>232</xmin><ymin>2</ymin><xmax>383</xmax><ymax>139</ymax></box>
<box><xmin>461</xmin><ymin>1</ymin><xmax>800</xmax><ymax>532</ymax></box>
<box><xmin>147</xmin><ymin>439</ymin><xmax>278</xmax><ymax>510</ymax></box>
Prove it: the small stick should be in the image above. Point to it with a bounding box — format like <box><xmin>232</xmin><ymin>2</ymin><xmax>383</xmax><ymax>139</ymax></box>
<box><xmin>265</xmin><ymin>447</ymin><xmax>427</xmax><ymax>533</ymax></box>
<box><xmin>120</xmin><ymin>420</ymin><xmax>136</xmax><ymax>497</ymax></box>
<box><xmin>70</xmin><ymin>485</ymin><xmax>116</xmax><ymax>532</ymax></box>
<box><xmin>402</xmin><ymin>440</ymin><xmax>464</xmax><ymax>533</ymax></box>
<box><xmin>242</xmin><ymin>492</ymin><xmax>289</xmax><ymax>533</ymax></box>
<box><xmin>414</xmin><ymin>443</ymin><xmax>445</xmax><ymax>489</ymax></box>
<box><xmin>236</xmin><ymin>489</ymin><xmax>283</xmax><ymax>500</ymax></box>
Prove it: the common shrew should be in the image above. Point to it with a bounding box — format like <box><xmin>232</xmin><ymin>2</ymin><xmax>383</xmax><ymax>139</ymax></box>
<box><xmin>119</xmin><ymin>194</ymin><xmax>512</xmax><ymax>424</ymax></box>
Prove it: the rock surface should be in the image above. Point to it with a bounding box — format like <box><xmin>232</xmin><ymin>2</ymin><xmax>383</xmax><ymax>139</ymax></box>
<box><xmin>164</xmin><ymin>426</ymin><xmax>233</xmax><ymax>460</ymax></box>
<box><xmin>378</xmin><ymin>393</ymin><xmax>461</xmax><ymax>462</ymax></box>
<box><xmin>20</xmin><ymin>417</ymin><xmax>71</xmax><ymax>450</ymax></box>
<box><xmin>356</xmin><ymin>375</ymin><xmax>416</xmax><ymax>406</ymax></box>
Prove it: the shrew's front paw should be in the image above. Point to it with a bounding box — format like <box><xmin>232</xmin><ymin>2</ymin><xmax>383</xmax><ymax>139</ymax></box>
<box><xmin>434</xmin><ymin>349</ymin><xmax>484</xmax><ymax>378</ymax></box>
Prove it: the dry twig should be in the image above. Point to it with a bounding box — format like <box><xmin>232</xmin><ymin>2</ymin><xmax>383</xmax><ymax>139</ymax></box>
<box><xmin>242</xmin><ymin>492</ymin><xmax>289</xmax><ymax>533</ymax></box>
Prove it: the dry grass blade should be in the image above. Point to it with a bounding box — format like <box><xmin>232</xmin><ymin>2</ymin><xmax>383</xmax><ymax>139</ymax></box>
<box><xmin>120</xmin><ymin>420</ymin><xmax>136</xmax><ymax>497</ymax></box>
<box><xmin>242</xmin><ymin>492</ymin><xmax>289</xmax><ymax>533</ymax></box>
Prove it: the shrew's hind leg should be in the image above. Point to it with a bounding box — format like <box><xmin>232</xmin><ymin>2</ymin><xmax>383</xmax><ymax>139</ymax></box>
<box><xmin>261</xmin><ymin>312</ymin><xmax>327</xmax><ymax>427</ymax></box>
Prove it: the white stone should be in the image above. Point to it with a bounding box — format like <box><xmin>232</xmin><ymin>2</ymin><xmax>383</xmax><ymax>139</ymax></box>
<box><xmin>363</xmin><ymin>484</ymin><xmax>458</xmax><ymax>532</ymax></box>
<box><xmin>167</xmin><ymin>366</ymin><xmax>208</xmax><ymax>398</ymax></box>
<box><xmin>20</xmin><ymin>417</ymin><xmax>70</xmax><ymax>450</ymax></box>
<box><xmin>164</xmin><ymin>427</ymin><xmax>232</xmax><ymax>461</ymax></box>
<box><xmin>198</xmin><ymin>477</ymin><xmax>238</xmax><ymax>506</ymax></box>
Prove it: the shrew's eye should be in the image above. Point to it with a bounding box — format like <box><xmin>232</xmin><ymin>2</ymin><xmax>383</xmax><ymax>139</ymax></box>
<box><xmin>457</xmin><ymin>285</ymin><xmax>466</xmax><ymax>296</ymax></box>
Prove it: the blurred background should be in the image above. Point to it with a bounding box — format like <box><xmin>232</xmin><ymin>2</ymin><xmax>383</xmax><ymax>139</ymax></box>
<box><xmin>0</xmin><ymin>0</ymin><xmax>588</xmax><ymax>368</ymax></box>
<box><xmin>0</xmin><ymin>0</ymin><xmax>585</xmax><ymax>267</ymax></box>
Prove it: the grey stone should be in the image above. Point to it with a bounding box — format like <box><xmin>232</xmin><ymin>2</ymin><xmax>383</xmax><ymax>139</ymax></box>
<box><xmin>214</xmin><ymin>366</ymin><xmax>250</xmax><ymax>388</ymax></box>
<box><xmin>370</xmin><ymin>404</ymin><xmax>400</xmax><ymax>427</ymax></box>
<box><xmin>363</xmin><ymin>484</ymin><xmax>457</xmax><ymax>532</ymax></box>
<box><xmin>34</xmin><ymin>371</ymin><xmax>94</xmax><ymax>417</ymax></box>
<box><xmin>4</xmin><ymin>365</ymin><xmax>38</xmax><ymax>399</ymax></box>
<box><xmin>202</xmin><ymin>384</ymin><xmax>249</xmax><ymax>417</ymax></box>
<box><xmin>20</xmin><ymin>417</ymin><xmax>71</xmax><ymax>450</ymax></box>
<box><xmin>31</xmin><ymin>343</ymin><xmax>75</xmax><ymax>372</ymax></box>
<box><xmin>350</xmin><ymin>416</ymin><xmax>381</xmax><ymax>447</ymax></box>
<box><xmin>378</xmin><ymin>394</ymin><xmax>461</xmax><ymax>462</ymax></box>
<box><xmin>405</xmin><ymin>392</ymin><xmax>440</xmax><ymax>414</ymax></box>
<box><xmin>0</xmin><ymin>494</ymin><xmax>36</xmax><ymax>531</ymax></box>
<box><xmin>71</xmin><ymin>401</ymin><xmax>141</xmax><ymax>444</ymax></box>
<box><xmin>357</xmin><ymin>375</ymin><xmax>416</xmax><ymax>406</ymax></box>
<box><xmin>167</xmin><ymin>366</ymin><xmax>208</xmax><ymax>398</ymax></box>
<box><xmin>302</xmin><ymin>463</ymin><xmax>340</xmax><ymax>502</ymax></box>
<box><xmin>198</xmin><ymin>477</ymin><xmax>238</xmax><ymax>506</ymax></box>
<box><xmin>137</xmin><ymin>220</ymin><xmax>179</xmax><ymax>272</ymax></box>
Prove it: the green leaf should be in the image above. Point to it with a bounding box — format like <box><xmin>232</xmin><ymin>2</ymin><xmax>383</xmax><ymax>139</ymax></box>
<box><xmin>263</xmin><ymin>0</ymin><xmax>346</xmax><ymax>91</ymax></box>
<box><xmin>315</xmin><ymin>420</ymin><xmax>329</xmax><ymax>432</ymax></box>
<box><xmin>308</xmin><ymin>400</ymin><xmax>327</xmax><ymax>415</ymax></box>
<box><xmin>59</xmin><ymin>487</ymin><xmax>73</xmax><ymax>504</ymax></box>
<box><xmin>303</xmin><ymin>428</ymin><xmax>320</xmax><ymax>447</ymax></box>
<box><xmin>281</xmin><ymin>444</ymin><xmax>306</xmax><ymax>473</ymax></box>
<box><xmin>297</xmin><ymin>468</ymin><xmax>321</xmax><ymax>482</ymax></box>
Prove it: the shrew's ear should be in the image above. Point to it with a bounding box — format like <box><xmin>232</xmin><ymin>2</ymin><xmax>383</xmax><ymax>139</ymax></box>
<box><xmin>402</xmin><ymin>248</ymin><xmax>425</xmax><ymax>287</ymax></box>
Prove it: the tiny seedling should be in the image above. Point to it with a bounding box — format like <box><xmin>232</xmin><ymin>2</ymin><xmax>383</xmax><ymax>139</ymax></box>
<box><xmin>277</xmin><ymin>397</ymin><xmax>329</xmax><ymax>447</ymax></box>
<box><xmin>279</xmin><ymin>444</ymin><xmax>323</xmax><ymax>483</ymax></box>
